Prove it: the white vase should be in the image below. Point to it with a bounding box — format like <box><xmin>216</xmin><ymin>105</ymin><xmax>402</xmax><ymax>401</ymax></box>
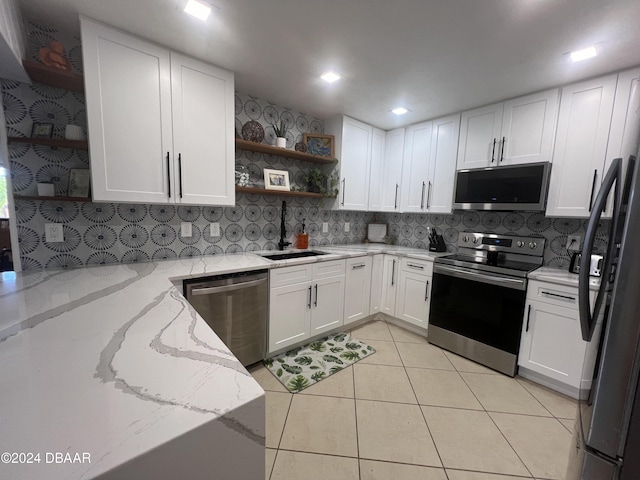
<box><xmin>275</xmin><ymin>137</ymin><xmax>286</xmax><ymax>148</ymax></box>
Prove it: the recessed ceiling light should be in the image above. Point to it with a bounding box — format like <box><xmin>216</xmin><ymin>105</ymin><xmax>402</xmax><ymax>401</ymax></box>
<box><xmin>391</xmin><ymin>107</ymin><xmax>409</xmax><ymax>115</ymax></box>
<box><xmin>184</xmin><ymin>0</ymin><xmax>212</xmax><ymax>21</ymax></box>
<box><xmin>570</xmin><ymin>46</ymin><xmax>598</xmax><ymax>62</ymax></box>
<box><xmin>320</xmin><ymin>72</ymin><xmax>341</xmax><ymax>83</ymax></box>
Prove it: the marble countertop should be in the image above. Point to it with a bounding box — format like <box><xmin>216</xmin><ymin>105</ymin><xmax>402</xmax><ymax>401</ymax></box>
<box><xmin>528</xmin><ymin>266</ymin><xmax>602</xmax><ymax>290</ymax></box>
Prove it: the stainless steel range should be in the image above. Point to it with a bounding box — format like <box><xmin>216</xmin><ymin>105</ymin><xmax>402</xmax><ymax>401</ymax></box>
<box><xmin>428</xmin><ymin>232</ymin><xmax>545</xmax><ymax>376</ymax></box>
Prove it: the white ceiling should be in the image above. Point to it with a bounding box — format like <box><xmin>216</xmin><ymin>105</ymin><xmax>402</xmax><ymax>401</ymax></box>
<box><xmin>16</xmin><ymin>0</ymin><xmax>640</xmax><ymax>130</ymax></box>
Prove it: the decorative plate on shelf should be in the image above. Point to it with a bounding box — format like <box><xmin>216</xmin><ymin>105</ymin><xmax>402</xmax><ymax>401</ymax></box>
<box><xmin>294</xmin><ymin>142</ymin><xmax>307</xmax><ymax>152</ymax></box>
<box><xmin>241</xmin><ymin>120</ymin><xmax>265</xmax><ymax>143</ymax></box>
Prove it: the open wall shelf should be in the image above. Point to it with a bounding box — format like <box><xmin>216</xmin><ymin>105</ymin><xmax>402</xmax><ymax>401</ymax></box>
<box><xmin>22</xmin><ymin>60</ymin><xmax>84</xmax><ymax>92</ymax></box>
<box><xmin>13</xmin><ymin>195</ymin><xmax>92</xmax><ymax>203</ymax></box>
<box><xmin>236</xmin><ymin>139</ymin><xmax>336</xmax><ymax>165</ymax></box>
<box><xmin>235</xmin><ymin>186</ymin><xmax>330</xmax><ymax>199</ymax></box>
<box><xmin>8</xmin><ymin>137</ymin><xmax>88</xmax><ymax>150</ymax></box>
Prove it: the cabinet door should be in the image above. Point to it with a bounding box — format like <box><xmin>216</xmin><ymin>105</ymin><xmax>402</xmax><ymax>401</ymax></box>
<box><xmin>81</xmin><ymin>18</ymin><xmax>173</xmax><ymax>203</ymax></box>
<box><xmin>339</xmin><ymin>117</ymin><xmax>372</xmax><ymax>211</ymax></box>
<box><xmin>344</xmin><ymin>257</ymin><xmax>372</xmax><ymax>325</ymax></box>
<box><xmin>370</xmin><ymin>254</ymin><xmax>384</xmax><ymax>313</ymax></box>
<box><xmin>401</xmin><ymin>121</ymin><xmax>432</xmax><ymax>212</ymax></box>
<box><xmin>311</xmin><ymin>276</ymin><xmax>345</xmax><ymax>335</ymax></box>
<box><xmin>171</xmin><ymin>53</ymin><xmax>235</xmax><ymax>206</ymax></box>
<box><xmin>545</xmin><ymin>75</ymin><xmax>617</xmax><ymax>217</ymax></box>
<box><xmin>396</xmin><ymin>271</ymin><xmax>431</xmax><ymax>329</ymax></box>
<box><xmin>499</xmin><ymin>89</ymin><xmax>559</xmax><ymax>166</ymax></box>
<box><xmin>370</xmin><ymin>128</ymin><xmax>404</xmax><ymax>212</ymax></box>
<box><xmin>269</xmin><ymin>282</ymin><xmax>312</xmax><ymax>353</ymax></box>
<box><xmin>518</xmin><ymin>300</ymin><xmax>587</xmax><ymax>388</ymax></box>
<box><xmin>381</xmin><ymin>255</ymin><xmax>398</xmax><ymax>316</ymax></box>
<box><xmin>367</xmin><ymin>128</ymin><xmax>386</xmax><ymax>210</ymax></box>
<box><xmin>427</xmin><ymin>114</ymin><xmax>460</xmax><ymax>213</ymax></box>
<box><xmin>457</xmin><ymin>103</ymin><xmax>503</xmax><ymax>170</ymax></box>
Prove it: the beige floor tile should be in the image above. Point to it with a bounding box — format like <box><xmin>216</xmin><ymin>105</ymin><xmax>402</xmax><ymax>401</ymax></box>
<box><xmin>517</xmin><ymin>377</ymin><xmax>578</xmax><ymax>419</ymax></box>
<box><xmin>559</xmin><ymin>417</ymin><xmax>576</xmax><ymax>433</ymax></box>
<box><xmin>406</xmin><ymin>368</ymin><xmax>483</xmax><ymax>410</ymax></box>
<box><xmin>490</xmin><ymin>412</ymin><xmax>572</xmax><ymax>479</ymax></box>
<box><xmin>280</xmin><ymin>394</ymin><xmax>358</xmax><ymax>457</ymax></box>
<box><xmin>422</xmin><ymin>406</ymin><xmax>529</xmax><ymax>476</ymax></box>
<box><xmin>270</xmin><ymin>450</ymin><xmax>359</xmax><ymax>480</ymax></box>
<box><xmin>359</xmin><ymin>339</ymin><xmax>403</xmax><ymax>366</ymax></box>
<box><xmin>461</xmin><ymin>372</ymin><xmax>551</xmax><ymax>416</ymax></box>
<box><xmin>444</xmin><ymin>350</ymin><xmax>500</xmax><ymax>375</ymax></box>
<box><xmin>266</xmin><ymin>391</ymin><xmax>292</xmax><ymax>448</ymax></box>
<box><xmin>388</xmin><ymin>323</ymin><xmax>429</xmax><ymax>343</ymax></box>
<box><xmin>350</xmin><ymin>320</ymin><xmax>393</xmax><ymax>341</ymax></box>
<box><xmin>446</xmin><ymin>470</ymin><xmax>533</xmax><ymax>480</ymax></box>
<box><xmin>396</xmin><ymin>341</ymin><xmax>455</xmax><ymax>370</ymax></box>
<box><xmin>357</xmin><ymin>400</ymin><xmax>441</xmax><ymax>467</ymax></box>
<box><xmin>360</xmin><ymin>459</ymin><xmax>447</xmax><ymax>480</ymax></box>
<box><xmin>354</xmin><ymin>363</ymin><xmax>417</xmax><ymax>403</ymax></box>
<box><xmin>299</xmin><ymin>365</ymin><xmax>354</xmax><ymax>398</ymax></box>
<box><xmin>249</xmin><ymin>364</ymin><xmax>289</xmax><ymax>393</ymax></box>
<box><xmin>265</xmin><ymin>448</ymin><xmax>277</xmax><ymax>480</ymax></box>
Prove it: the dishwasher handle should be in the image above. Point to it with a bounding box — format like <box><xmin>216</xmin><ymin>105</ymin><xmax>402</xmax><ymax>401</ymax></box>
<box><xmin>189</xmin><ymin>278</ymin><xmax>267</xmax><ymax>296</ymax></box>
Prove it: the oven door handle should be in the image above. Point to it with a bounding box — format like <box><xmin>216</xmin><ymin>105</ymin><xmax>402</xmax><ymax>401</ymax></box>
<box><xmin>433</xmin><ymin>264</ymin><xmax>526</xmax><ymax>291</ymax></box>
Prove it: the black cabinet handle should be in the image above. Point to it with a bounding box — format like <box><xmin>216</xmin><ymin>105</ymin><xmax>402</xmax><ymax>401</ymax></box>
<box><xmin>178</xmin><ymin>153</ymin><xmax>183</xmax><ymax>199</ymax></box>
<box><xmin>541</xmin><ymin>291</ymin><xmax>577</xmax><ymax>302</ymax></box>
<box><xmin>407</xmin><ymin>263</ymin><xmax>424</xmax><ymax>270</ymax></box>
<box><xmin>425</xmin><ymin>280</ymin><xmax>429</xmax><ymax>301</ymax></box>
<box><xmin>421</xmin><ymin>181</ymin><xmax>426</xmax><ymax>209</ymax></box>
<box><xmin>394</xmin><ymin>184</ymin><xmax>399</xmax><ymax>209</ymax></box>
<box><xmin>500</xmin><ymin>136</ymin><xmax>506</xmax><ymax>162</ymax></box>
<box><xmin>314</xmin><ymin>284</ymin><xmax>318</xmax><ymax>307</ymax></box>
<box><xmin>341</xmin><ymin>179</ymin><xmax>346</xmax><ymax>206</ymax></box>
<box><xmin>308</xmin><ymin>285</ymin><xmax>312</xmax><ymax>309</ymax></box>
<box><xmin>352</xmin><ymin>264</ymin><xmax>366</xmax><ymax>270</ymax></box>
<box><xmin>491</xmin><ymin>138</ymin><xmax>497</xmax><ymax>163</ymax></box>
<box><xmin>166</xmin><ymin>152</ymin><xmax>171</xmax><ymax>198</ymax></box>
<box><xmin>391</xmin><ymin>259</ymin><xmax>396</xmax><ymax>286</ymax></box>
<box><xmin>427</xmin><ymin>181</ymin><xmax>432</xmax><ymax>209</ymax></box>
<box><xmin>526</xmin><ymin>305</ymin><xmax>532</xmax><ymax>332</ymax></box>
<box><xmin>588</xmin><ymin>169</ymin><xmax>598</xmax><ymax>212</ymax></box>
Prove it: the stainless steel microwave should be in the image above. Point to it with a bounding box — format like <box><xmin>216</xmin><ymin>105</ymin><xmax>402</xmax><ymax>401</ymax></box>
<box><xmin>453</xmin><ymin>162</ymin><xmax>551</xmax><ymax>211</ymax></box>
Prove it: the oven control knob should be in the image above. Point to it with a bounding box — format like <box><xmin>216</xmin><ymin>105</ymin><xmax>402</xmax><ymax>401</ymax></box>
<box><xmin>462</xmin><ymin>235</ymin><xmax>469</xmax><ymax>242</ymax></box>
<box><xmin>517</xmin><ymin>241</ymin><xmax>525</xmax><ymax>248</ymax></box>
<box><xmin>471</xmin><ymin>237</ymin><xmax>479</xmax><ymax>244</ymax></box>
<box><xmin>529</xmin><ymin>242</ymin><xmax>537</xmax><ymax>249</ymax></box>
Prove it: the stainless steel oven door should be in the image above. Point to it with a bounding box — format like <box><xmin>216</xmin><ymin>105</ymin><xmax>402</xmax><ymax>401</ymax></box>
<box><xmin>427</xmin><ymin>264</ymin><xmax>527</xmax><ymax>376</ymax></box>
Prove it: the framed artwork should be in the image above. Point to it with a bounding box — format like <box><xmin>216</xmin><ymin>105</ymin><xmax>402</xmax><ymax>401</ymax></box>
<box><xmin>264</xmin><ymin>168</ymin><xmax>290</xmax><ymax>191</ymax></box>
<box><xmin>303</xmin><ymin>133</ymin><xmax>335</xmax><ymax>158</ymax></box>
<box><xmin>68</xmin><ymin>169</ymin><xmax>91</xmax><ymax>197</ymax></box>
<box><xmin>31</xmin><ymin>122</ymin><xmax>54</xmax><ymax>139</ymax></box>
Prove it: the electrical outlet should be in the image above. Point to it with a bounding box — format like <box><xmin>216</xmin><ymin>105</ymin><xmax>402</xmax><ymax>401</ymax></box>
<box><xmin>181</xmin><ymin>222</ymin><xmax>192</xmax><ymax>237</ymax></box>
<box><xmin>322</xmin><ymin>222</ymin><xmax>329</xmax><ymax>233</ymax></box>
<box><xmin>210</xmin><ymin>223</ymin><xmax>221</xmax><ymax>237</ymax></box>
<box><xmin>567</xmin><ymin>235</ymin><xmax>582</xmax><ymax>251</ymax></box>
<box><xmin>45</xmin><ymin>223</ymin><xmax>64</xmax><ymax>243</ymax></box>
<box><xmin>344</xmin><ymin>222</ymin><xmax>350</xmax><ymax>233</ymax></box>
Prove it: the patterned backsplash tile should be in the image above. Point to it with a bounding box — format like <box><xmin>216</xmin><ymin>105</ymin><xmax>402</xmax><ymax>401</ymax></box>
<box><xmin>2</xmin><ymin>22</ymin><xmax>609</xmax><ymax>271</ymax></box>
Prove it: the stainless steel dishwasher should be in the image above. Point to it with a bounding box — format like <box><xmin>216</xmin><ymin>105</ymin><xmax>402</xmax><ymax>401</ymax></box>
<box><xmin>183</xmin><ymin>270</ymin><xmax>268</xmax><ymax>367</ymax></box>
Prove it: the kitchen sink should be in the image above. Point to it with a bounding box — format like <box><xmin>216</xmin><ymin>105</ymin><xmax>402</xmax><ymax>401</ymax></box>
<box><xmin>260</xmin><ymin>251</ymin><xmax>327</xmax><ymax>261</ymax></box>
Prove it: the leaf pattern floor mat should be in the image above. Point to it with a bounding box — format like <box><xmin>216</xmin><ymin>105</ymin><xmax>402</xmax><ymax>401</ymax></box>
<box><xmin>264</xmin><ymin>333</ymin><xmax>376</xmax><ymax>393</ymax></box>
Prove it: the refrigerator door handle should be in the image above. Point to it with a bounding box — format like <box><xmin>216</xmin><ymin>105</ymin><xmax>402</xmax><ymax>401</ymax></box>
<box><xmin>579</xmin><ymin>158</ymin><xmax>622</xmax><ymax>342</ymax></box>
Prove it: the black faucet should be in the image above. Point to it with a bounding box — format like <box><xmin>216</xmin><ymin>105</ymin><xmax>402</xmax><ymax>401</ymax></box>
<box><xmin>278</xmin><ymin>200</ymin><xmax>291</xmax><ymax>250</ymax></box>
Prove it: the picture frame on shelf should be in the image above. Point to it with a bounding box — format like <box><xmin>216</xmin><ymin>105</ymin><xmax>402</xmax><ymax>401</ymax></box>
<box><xmin>264</xmin><ymin>168</ymin><xmax>290</xmax><ymax>191</ymax></box>
<box><xmin>31</xmin><ymin>122</ymin><xmax>53</xmax><ymax>139</ymax></box>
<box><xmin>303</xmin><ymin>133</ymin><xmax>335</xmax><ymax>158</ymax></box>
<box><xmin>68</xmin><ymin>168</ymin><xmax>91</xmax><ymax>197</ymax></box>
<box><xmin>366</xmin><ymin>223</ymin><xmax>388</xmax><ymax>243</ymax></box>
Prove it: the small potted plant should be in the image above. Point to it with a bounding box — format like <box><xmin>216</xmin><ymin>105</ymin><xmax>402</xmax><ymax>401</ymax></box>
<box><xmin>271</xmin><ymin>120</ymin><xmax>288</xmax><ymax>148</ymax></box>
<box><xmin>304</xmin><ymin>167</ymin><xmax>340</xmax><ymax>197</ymax></box>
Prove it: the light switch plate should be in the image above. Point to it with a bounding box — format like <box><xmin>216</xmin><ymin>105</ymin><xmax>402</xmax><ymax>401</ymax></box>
<box><xmin>567</xmin><ymin>235</ymin><xmax>581</xmax><ymax>252</ymax></box>
<box><xmin>45</xmin><ymin>223</ymin><xmax>64</xmax><ymax>243</ymax></box>
<box><xmin>344</xmin><ymin>222</ymin><xmax>350</xmax><ymax>233</ymax></box>
<box><xmin>181</xmin><ymin>222</ymin><xmax>192</xmax><ymax>237</ymax></box>
<box><xmin>322</xmin><ymin>222</ymin><xmax>329</xmax><ymax>233</ymax></box>
<box><xmin>210</xmin><ymin>223</ymin><xmax>221</xmax><ymax>237</ymax></box>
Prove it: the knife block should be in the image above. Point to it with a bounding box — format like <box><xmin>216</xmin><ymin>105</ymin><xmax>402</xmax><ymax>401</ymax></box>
<box><xmin>428</xmin><ymin>234</ymin><xmax>447</xmax><ymax>252</ymax></box>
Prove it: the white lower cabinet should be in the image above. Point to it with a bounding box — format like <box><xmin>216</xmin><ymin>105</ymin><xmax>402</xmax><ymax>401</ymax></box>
<box><xmin>268</xmin><ymin>260</ymin><xmax>345</xmax><ymax>353</ymax></box>
<box><xmin>344</xmin><ymin>257</ymin><xmax>372</xmax><ymax>326</ymax></box>
<box><xmin>518</xmin><ymin>280</ymin><xmax>599</xmax><ymax>398</ymax></box>
<box><xmin>369</xmin><ymin>254</ymin><xmax>384</xmax><ymax>313</ymax></box>
<box><xmin>395</xmin><ymin>258</ymin><xmax>433</xmax><ymax>329</ymax></box>
<box><xmin>381</xmin><ymin>254</ymin><xmax>399</xmax><ymax>316</ymax></box>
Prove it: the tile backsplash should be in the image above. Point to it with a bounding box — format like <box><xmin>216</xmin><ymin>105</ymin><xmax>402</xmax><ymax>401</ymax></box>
<box><xmin>3</xmin><ymin>21</ymin><xmax>609</xmax><ymax>270</ymax></box>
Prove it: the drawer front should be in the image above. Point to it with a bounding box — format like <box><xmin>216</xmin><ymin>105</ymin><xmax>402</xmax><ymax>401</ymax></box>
<box><xmin>527</xmin><ymin>280</ymin><xmax>579</xmax><ymax>309</ymax></box>
<box><xmin>313</xmin><ymin>259</ymin><xmax>346</xmax><ymax>279</ymax></box>
<box><xmin>400</xmin><ymin>257</ymin><xmax>433</xmax><ymax>276</ymax></box>
<box><xmin>270</xmin><ymin>263</ymin><xmax>313</xmax><ymax>288</ymax></box>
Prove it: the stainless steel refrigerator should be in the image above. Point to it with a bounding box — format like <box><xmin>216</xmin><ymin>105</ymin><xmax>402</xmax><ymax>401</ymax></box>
<box><xmin>566</xmin><ymin>154</ymin><xmax>640</xmax><ymax>480</ymax></box>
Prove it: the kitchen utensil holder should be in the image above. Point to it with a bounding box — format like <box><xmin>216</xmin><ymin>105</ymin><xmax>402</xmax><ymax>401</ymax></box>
<box><xmin>429</xmin><ymin>234</ymin><xmax>447</xmax><ymax>252</ymax></box>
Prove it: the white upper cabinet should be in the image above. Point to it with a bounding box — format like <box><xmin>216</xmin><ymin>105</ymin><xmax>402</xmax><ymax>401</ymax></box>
<box><xmin>369</xmin><ymin>128</ymin><xmax>404</xmax><ymax>212</ymax></box>
<box><xmin>81</xmin><ymin>17</ymin><xmax>234</xmax><ymax>206</ymax></box>
<box><xmin>456</xmin><ymin>89</ymin><xmax>559</xmax><ymax>170</ymax></box>
<box><xmin>545</xmin><ymin>74</ymin><xmax>617</xmax><ymax>217</ymax></box>
<box><xmin>401</xmin><ymin>114</ymin><xmax>459</xmax><ymax>214</ymax></box>
<box><xmin>325</xmin><ymin>116</ymin><xmax>374</xmax><ymax>211</ymax></box>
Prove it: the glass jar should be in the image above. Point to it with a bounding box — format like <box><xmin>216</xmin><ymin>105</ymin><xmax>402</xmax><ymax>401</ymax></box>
<box><xmin>235</xmin><ymin>165</ymin><xmax>250</xmax><ymax>187</ymax></box>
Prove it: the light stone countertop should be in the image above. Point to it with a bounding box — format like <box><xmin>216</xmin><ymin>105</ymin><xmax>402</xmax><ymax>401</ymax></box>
<box><xmin>0</xmin><ymin>244</ymin><xmax>444</xmax><ymax>479</ymax></box>
<box><xmin>528</xmin><ymin>266</ymin><xmax>602</xmax><ymax>291</ymax></box>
